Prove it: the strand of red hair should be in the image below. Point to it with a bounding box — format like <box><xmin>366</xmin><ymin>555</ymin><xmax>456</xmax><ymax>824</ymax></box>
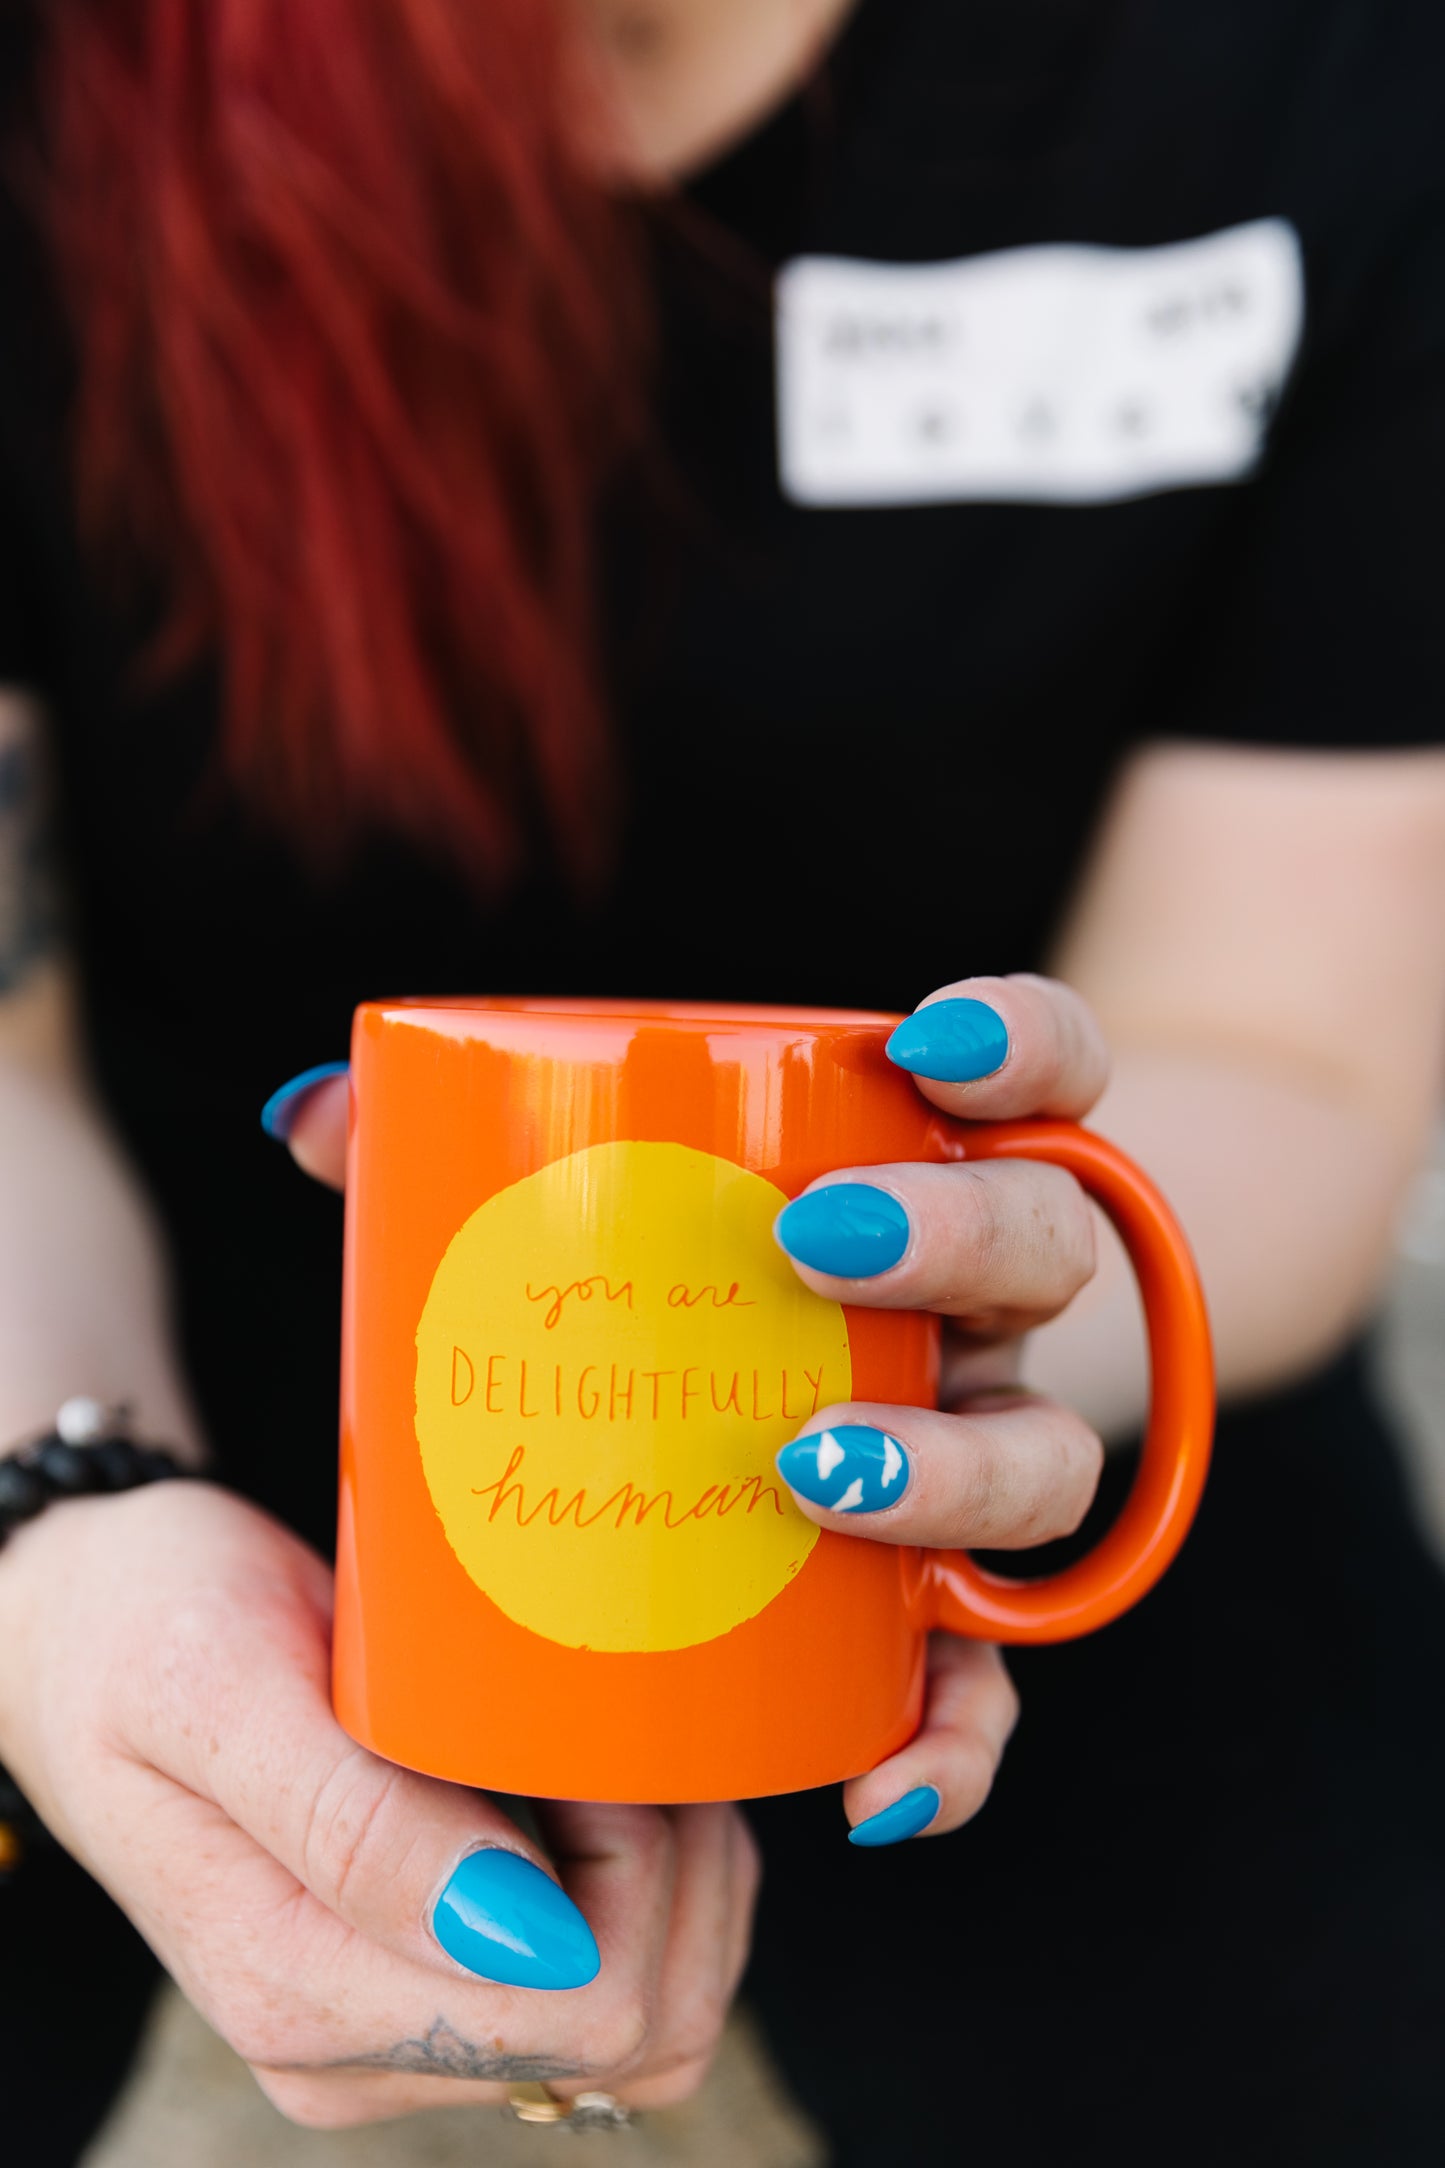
<box><xmin>35</xmin><ymin>0</ymin><xmax>646</xmax><ymax>882</ymax></box>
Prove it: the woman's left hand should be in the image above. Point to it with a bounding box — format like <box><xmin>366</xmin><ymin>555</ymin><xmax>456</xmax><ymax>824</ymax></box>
<box><xmin>772</xmin><ymin>973</ymin><xmax>1112</xmax><ymax>1847</ymax></box>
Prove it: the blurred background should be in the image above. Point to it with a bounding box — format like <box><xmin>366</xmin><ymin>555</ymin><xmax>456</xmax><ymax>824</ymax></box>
<box><xmin>78</xmin><ymin>1126</ymin><xmax>1445</xmax><ymax>2168</ymax></box>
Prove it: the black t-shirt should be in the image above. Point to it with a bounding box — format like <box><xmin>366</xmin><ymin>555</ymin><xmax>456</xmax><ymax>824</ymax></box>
<box><xmin>1</xmin><ymin>0</ymin><xmax>1444</xmax><ymax>1532</ymax></box>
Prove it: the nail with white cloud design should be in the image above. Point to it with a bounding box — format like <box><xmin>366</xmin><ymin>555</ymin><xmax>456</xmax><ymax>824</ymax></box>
<box><xmin>775</xmin><ymin>1425</ymin><xmax>910</xmax><ymax>1515</ymax></box>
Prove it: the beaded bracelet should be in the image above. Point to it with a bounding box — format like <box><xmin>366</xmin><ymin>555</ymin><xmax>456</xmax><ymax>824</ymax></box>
<box><xmin>0</xmin><ymin>1397</ymin><xmax>191</xmax><ymax>1548</ymax></box>
<box><xmin>0</xmin><ymin>1398</ymin><xmax>192</xmax><ymax>1879</ymax></box>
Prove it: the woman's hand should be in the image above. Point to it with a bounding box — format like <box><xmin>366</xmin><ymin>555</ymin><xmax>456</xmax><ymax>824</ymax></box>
<box><xmin>0</xmin><ymin>1482</ymin><xmax>758</xmax><ymax>2127</ymax></box>
<box><xmin>772</xmin><ymin>973</ymin><xmax>1110</xmax><ymax>1846</ymax></box>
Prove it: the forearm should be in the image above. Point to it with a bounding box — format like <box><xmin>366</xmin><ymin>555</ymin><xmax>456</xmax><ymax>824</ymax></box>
<box><xmin>0</xmin><ymin>964</ymin><xmax>203</xmax><ymax>1458</ymax></box>
<box><xmin>1024</xmin><ymin>1044</ymin><xmax>1413</xmax><ymax>1439</ymax></box>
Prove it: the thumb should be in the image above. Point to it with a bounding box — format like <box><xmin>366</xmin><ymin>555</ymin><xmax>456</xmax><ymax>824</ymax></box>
<box><xmin>260</xmin><ymin>1063</ymin><xmax>349</xmax><ymax>1189</ymax></box>
<box><xmin>123</xmin><ymin>1493</ymin><xmax>601</xmax><ymax>1991</ymax></box>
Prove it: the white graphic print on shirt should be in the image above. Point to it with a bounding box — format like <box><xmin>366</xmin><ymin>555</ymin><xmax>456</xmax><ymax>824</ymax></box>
<box><xmin>775</xmin><ymin>218</ymin><xmax>1304</xmax><ymax>506</ymax></box>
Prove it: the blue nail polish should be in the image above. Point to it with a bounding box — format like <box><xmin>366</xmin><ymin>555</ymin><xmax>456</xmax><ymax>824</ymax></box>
<box><xmin>776</xmin><ymin>1425</ymin><xmax>909</xmax><ymax>1514</ymax></box>
<box><xmin>260</xmin><ymin>1062</ymin><xmax>350</xmax><ymax>1141</ymax></box>
<box><xmin>433</xmin><ymin>1849</ymin><xmax>600</xmax><ymax>1990</ymax></box>
<box><xmin>886</xmin><ymin>999</ymin><xmax>1009</xmax><ymax>1084</ymax></box>
<box><xmin>775</xmin><ymin>1185</ymin><xmax>909</xmax><ymax>1279</ymax></box>
<box><xmin>849</xmin><ymin>1786</ymin><xmax>941</xmax><ymax>1848</ymax></box>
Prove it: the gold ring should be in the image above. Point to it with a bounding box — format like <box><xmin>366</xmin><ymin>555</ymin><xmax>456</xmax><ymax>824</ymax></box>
<box><xmin>506</xmin><ymin>2081</ymin><xmax>633</xmax><ymax>2130</ymax></box>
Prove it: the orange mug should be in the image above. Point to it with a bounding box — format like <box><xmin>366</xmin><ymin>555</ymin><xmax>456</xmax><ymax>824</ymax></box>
<box><xmin>334</xmin><ymin>997</ymin><xmax>1214</xmax><ymax>1803</ymax></box>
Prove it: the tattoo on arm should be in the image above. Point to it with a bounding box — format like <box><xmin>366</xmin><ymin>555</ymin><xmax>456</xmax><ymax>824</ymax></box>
<box><xmin>289</xmin><ymin>2015</ymin><xmax>586</xmax><ymax>2084</ymax></box>
<box><xmin>0</xmin><ymin>698</ymin><xmax>62</xmax><ymax>994</ymax></box>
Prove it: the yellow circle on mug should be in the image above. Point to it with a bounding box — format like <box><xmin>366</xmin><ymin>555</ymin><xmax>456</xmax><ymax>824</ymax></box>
<box><xmin>414</xmin><ymin>1140</ymin><xmax>853</xmax><ymax>1653</ymax></box>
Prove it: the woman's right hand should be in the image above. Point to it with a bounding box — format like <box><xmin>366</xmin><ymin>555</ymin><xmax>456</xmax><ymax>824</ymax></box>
<box><xmin>0</xmin><ymin>1479</ymin><xmax>758</xmax><ymax>2128</ymax></box>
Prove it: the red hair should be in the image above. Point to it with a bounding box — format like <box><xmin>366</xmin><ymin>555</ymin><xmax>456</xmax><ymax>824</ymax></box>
<box><xmin>37</xmin><ymin>0</ymin><xmax>645</xmax><ymax>880</ymax></box>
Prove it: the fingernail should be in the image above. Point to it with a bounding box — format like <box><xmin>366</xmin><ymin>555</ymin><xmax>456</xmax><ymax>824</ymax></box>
<box><xmin>775</xmin><ymin>1184</ymin><xmax>909</xmax><ymax>1278</ymax></box>
<box><xmin>433</xmin><ymin>1849</ymin><xmax>601</xmax><ymax>1990</ymax></box>
<box><xmin>776</xmin><ymin>1425</ymin><xmax>909</xmax><ymax>1514</ymax></box>
<box><xmin>260</xmin><ymin>1062</ymin><xmax>350</xmax><ymax>1141</ymax></box>
<box><xmin>849</xmin><ymin>1785</ymin><xmax>941</xmax><ymax>1848</ymax></box>
<box><xmin>886</xmin><ymin>999</ymin><xmax>1009</xmax><ymax>1083</ymax></box>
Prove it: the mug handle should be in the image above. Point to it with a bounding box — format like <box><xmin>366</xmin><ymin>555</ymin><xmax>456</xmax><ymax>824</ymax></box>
<box><xmin>907</xmin><ymin>1119</ymin><xmax>1215</xmax><ymax>1644</ymax></box>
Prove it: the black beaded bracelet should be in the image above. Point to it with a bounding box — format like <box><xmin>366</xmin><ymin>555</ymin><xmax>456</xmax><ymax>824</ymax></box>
<box><xmin>0</xmin><ymin>1399</ymin><xmax>192</xmax><ymax>1879</ymax></box>
<box><xmin>0</xmin><ymin>1397</ymin><xmax>191</xmax><ymax>1551</ymax></box>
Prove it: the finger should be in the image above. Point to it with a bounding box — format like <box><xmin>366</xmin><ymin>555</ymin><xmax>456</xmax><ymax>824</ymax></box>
<box><xmin>776</xmin><ymin>1393</ymin><xmax>1103</xmax><ymax>1549</ymax></box>
<box><xmin>88</xmin><ymin>1756</ymin><xmax>556</xmax><ymax>2120</ymax></box>
<box><xmin>842</xmin><ymin>1639</ymin><xmax>1019</xmax><ymax>1841</ymax></box>
<box><xmin>118</xmin><ymin>1489</ymin><xmax>603</xmax><ymax>1995</ymax></box>
<box><xmin>100</xmin><ymin>1741</ymin><xmax>689</xmax><ymax>2109</ymax></box>
<box><xmin>586</xmin><ymin>1804</ymin><xmax>755</xmax><ymax>2110</ymax></box>
<box><xmin>775</xmin><ymin>1157</ymin><xmax>1095</xmax><ymax>1336</ymax></box>
<box><xmin>253</xmin><ymin>1714</ymin><xmax>751</xmax><ymax>2115</ymax></box>
<box><xmin>615</xmin><ymin>1816</ymin><xmax>760</xmax><ymax>2112</ymax></box>
<box><xmin>260</xmin><ymin>1063</ymin><xmax>349</xmax><ymax>1187</ymax></box>
<box><xmin>16</xmin><ymin>1490</ymin><xmax>680</xmax><ymax>2112</ymax></box>
<box><xmin>246</xmin><ymin>2066</ymin><xmax>518</xmax><ymax>2132</ymax></box>
<box><xmin>638</xmin><ymin>1807</ymin><xmax>733</xmax><ymax>2068</ymax></box>
<box><xmin>886</xmin><ymin>973</ymin><xmax>1109</xmax><ymax>1120</ymax></box>
<box><xmin>719</xmin><ymin>1808</ymin><xmax>762</xmax><ymax>2004</ymax></box>
<box><xmin>529</xmin><ymin>1798</ymin><xmax>677</xmax><ymax>2072</ymax></box>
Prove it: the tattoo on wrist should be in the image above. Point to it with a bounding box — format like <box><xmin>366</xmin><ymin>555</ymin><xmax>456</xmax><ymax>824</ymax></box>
<box><xmin>294</xmin><ymin>2016</ymin><xmax>585</xmax><ymax>2084</ymax></box>
<box><xmin>0</xmin><ymin>700</ymin><xmax>62</xmax><ymax>994</ymax></box>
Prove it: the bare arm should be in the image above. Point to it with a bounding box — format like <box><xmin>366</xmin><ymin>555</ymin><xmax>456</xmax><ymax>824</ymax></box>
<box><xmin>0</xmin><ymin>689</ymin><xmax>201</xmax><ymax>1452</ymax></box>
<box><xmin>1028</xmin><ymin>741</ymin><xmax>1445</xmax><ymax>1436</ymax></box>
